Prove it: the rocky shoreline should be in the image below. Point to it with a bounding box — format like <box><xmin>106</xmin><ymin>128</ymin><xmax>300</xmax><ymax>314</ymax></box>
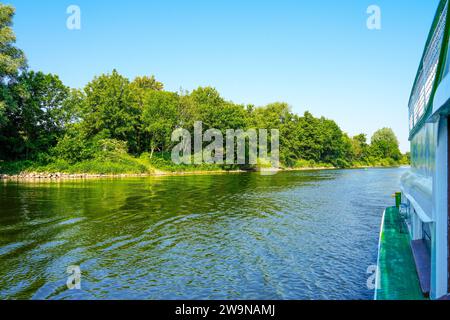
<box><xmin>0</xmin><ymin>170</ymin><xmax>248</xmax><ymax>181</ymax></box>
<box><xmin>0</xmin><ymin>166</ymin><xmax>400</xmax><ymax>181</ymax></box>
<box><xmin>0</xmin><ymin>172</ymin><xmax>150</xmax><ymax>180</ymax></box>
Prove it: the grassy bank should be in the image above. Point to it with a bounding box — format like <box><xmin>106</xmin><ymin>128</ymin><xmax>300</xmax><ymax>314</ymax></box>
<box><xmin>0</xmin><ymin>153</ymin><xmax>235</xmax><ymax>176</ymax></box>
<box><xmin>0</xmin><ymin>152</ymin><xmax>408</xmax><ymax>179</ymax></box>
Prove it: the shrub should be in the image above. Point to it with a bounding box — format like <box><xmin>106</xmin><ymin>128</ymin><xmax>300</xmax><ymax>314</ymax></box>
<box><xmin>51</xmin><ymin>133</ymin><xmax>96</xmax><ymax>163</ymax></box>
<box><xmin>0</xmin><ymin>160</ymin><xmax>35</xmax><ymax>174</ymax></box>
<box><xmin>146</xmin><ymin>152</ymin><xmax>224</xmax><ymax>172</ymax></box>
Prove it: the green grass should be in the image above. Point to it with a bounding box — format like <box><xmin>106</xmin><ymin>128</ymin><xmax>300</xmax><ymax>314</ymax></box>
<box><xmin>145</xmin><ymin>152</ymin><xmax>238</xmax><ymax>172</ymax></box>
<box><xmin>1</xmin><ymin>152</ymin><xmax>237</xmax><ymax>175</ymax></box>
<box><xmin>0</xmin><ymin>152</ymin><xmax>409</xmax><ymax>176</ymax></box>
<box><xmin>290</xmin><ymin>159</ymin><xmax>335</xmax><ymax>169</ymax></box>
<box><xmin>0</xmin><ymin>154</ymin><xmax>155</xmax><ymax>175</ymax></box>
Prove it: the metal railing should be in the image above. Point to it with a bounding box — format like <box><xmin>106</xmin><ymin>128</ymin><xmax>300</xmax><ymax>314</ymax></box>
<box><xmin>409</xmin><ymin>0</ymin><xmax>448</xmax><ymax>131</ymax></box>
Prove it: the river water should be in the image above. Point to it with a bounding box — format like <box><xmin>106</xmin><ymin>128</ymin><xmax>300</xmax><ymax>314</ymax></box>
<box><xmin>0</xmin><ymin>168</ymin><xmax>407</xmax><ymax>300</ymax></box>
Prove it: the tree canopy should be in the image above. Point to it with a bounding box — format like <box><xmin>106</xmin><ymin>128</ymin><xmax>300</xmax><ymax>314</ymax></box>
<box><xmin>371</xmin><ymin>128</ymin><xmax>402</xmax><ymax>161</ymax></box>
<box><xmin>0</xmin><ymin>67</ymin><xmax>407</xmax><ymax>168</ymax></box>
<box><xmin>0</xmin><ymin>4</ymin><xmax>26</xmax><ymax>82</ymax></box>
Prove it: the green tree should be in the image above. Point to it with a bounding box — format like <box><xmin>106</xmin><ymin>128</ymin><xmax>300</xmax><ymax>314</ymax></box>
<box><xmin>339</xmin><ymin>133</ymin><xmax>354</xmax><ymax>167</ymax></box>
<box><xmin>295</xmin><ymin>111</ymin><xmax>323</xmax><ymax>163</ymax></box>
<box><xmin>185</xmin><ymin>86</ymin><xmax>249</xmax><ymax>132</ymax></box>
<box><xmin>190</xmin><ymin>87</ymin><xmax>224</xmax><ymax>108</ymax></box>
<box><xmin>251</xmin><ymin>102</ymin><xmax>291</xmax><ymax>129</ymax></box>
<box><xmin>401</xmin><ymin>151</ymin><xmax>411</xmax><ymax>165</ymax></box>
<box><xmin>0</xmin><ymin>4</ymin><xmax>26</xmax><ymax>134</ymax></box>
<box><xmin>0</xmin><ymin>82</ymin><xmax>13</xmax><ymax>127</ymax></box>
<box><xmin>141</xmin><ymin>90</ymin><xmax>180</xmax><ymax>156</ymax></box>
<box><xmin>316</xmin><ymin>117</ymin><xmax>348</xmax><ymax>166</ymax></box>
<box><xmin>131</xmin><ymin>75</ymin><xmax>164</xmax><ymax>92</ymax></box>
<box><xmin>0</xmin><ymin>4</ymin><xmax>26</xmax><ymax>82</ymax></box>
<box><xmin>198</xmin><ymin>102</ymin><xmax>248</xmax><ymax>132</ymax></box>
<box><xmin>130</xmin><ymin>75</ymin><xmax>164</xmax><ymax>110</ymax></box>
<box><xmin>51</xmin><ymin>123</ymin><xmax>95</xmax><ymax>163</ymax></box>
<box><xmin>370</xmin><ymin>128</ymin><xmax>402</xmax><ymax>161</ymax></box>
<box><xmin>80</xmin><ymin>70</ymin><xmax>141</xmax><ymax>153</ymax></box>
<box><xmin>351</xmin><ymin>133</ymin><xmax>370</xmax><ymax>163</ymax></box>
<box><xmin>0</xmin><ymin>71</ymin><xmax>69</xmax><ymax>160</ymax></box>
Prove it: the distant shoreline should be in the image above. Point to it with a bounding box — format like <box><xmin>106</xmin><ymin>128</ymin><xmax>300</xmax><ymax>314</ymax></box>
<box><xmin>0</xmin><ymin>170</ymin><xmax>245</xmax><ymax>181</ymax></box>
<box><xmin>0</xmin><ymin>165</ymin><xmax>406</xmax><ymax>181</ymax></box>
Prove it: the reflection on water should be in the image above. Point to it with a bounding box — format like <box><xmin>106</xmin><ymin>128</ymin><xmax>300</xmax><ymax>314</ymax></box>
<box><xmin>0</xmin><ymin>168</ymin><xmax>406</xmax><ymax>300</ymax></box>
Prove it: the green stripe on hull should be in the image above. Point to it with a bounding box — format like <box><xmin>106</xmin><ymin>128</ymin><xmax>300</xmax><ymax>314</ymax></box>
<box><xmin>376</xmin><ymin>207</ymin><xmax>425</xmax><ymax>300</ymax></box>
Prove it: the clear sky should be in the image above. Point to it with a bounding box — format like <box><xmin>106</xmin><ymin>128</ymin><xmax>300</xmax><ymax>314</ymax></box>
<box><xmin>6</xmin><ymin>0</ymin><xmax>441</xmax><ymax>152</ymax></box>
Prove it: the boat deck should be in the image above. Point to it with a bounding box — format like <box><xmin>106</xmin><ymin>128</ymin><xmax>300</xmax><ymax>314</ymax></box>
<box><xmin>375</xmin><ymin>207</ymin><xmax>425</xmax><ymax>300</ymax></box>
<box><xmin>411</xmin><ymin>240</ymin><xmax>431</xmax><ymax>297</ymax></box>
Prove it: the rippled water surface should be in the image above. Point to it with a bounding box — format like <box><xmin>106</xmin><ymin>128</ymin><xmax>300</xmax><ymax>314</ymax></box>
<box><xmin>0</xmin><ymin>168</ymin><xmax>407</xmax><ymax>299</ymax></box>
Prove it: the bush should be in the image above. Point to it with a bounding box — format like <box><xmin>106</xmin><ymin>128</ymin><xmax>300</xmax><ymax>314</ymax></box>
<box><xmin>51</xmin><ymin>133</ymin><xmax>96</xmax><ymax>163</ymax></box>
<box><xmin>146</xmin><ymin>152</ymin><xmax>225</xmax><ymax>172</ymax></box>
<box><xmin>257</xmin><ymin>157</ymin><xmax>273</xmax><ymax>168</ymax></box>
<box><xmin>31</xmin><ymin>153</ymin><xmax>153</xmax><ymax>174</ymax></box>
<box><xmin>291</xmin><ymin>159</ymin><xmax>334</xmax><ymax>169</ymax></box>
<box><xmin>69</xmin><ymin>158</ymin><xmax>148</xmax><ymax>174</ymax></box>
<box><xmin>0</xmin><ymin>160</ymin><xmax>35</xmax><ymax>174</ymax></box>
<box><xmin>95</xmin><ymin>139</ymin><xmax>128</xmax><ymax>155</ymax></box>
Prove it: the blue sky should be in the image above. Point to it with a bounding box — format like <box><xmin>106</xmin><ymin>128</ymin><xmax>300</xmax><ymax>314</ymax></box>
<box><xmin>6</xmin><ymin>0</ymin><xmax>441</xmax><ymax>152</ymax></box>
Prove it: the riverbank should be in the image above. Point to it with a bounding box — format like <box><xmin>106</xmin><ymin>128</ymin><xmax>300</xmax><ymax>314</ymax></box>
<box><xmin>0</xmin><ymin>165</ymin><xmax>407</xmax><ymax>181</ymax></box>
<box><xmin>0</xmin><ymin>169</ymin><xmax>247</xmax><ymax>181</ymax></box>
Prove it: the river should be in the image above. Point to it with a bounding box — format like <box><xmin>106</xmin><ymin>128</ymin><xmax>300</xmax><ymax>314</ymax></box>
<box><xmin>0</xmin><ymin>168</ymin><xmax>407</xmax><ymax>300</ymax></box>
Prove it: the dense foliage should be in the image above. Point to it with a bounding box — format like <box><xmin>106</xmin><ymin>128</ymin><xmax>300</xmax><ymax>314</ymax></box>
<box><xmin>0</xmin><ymin>4</ymin><xmax>408</xmax><ymax>174</ymax></box>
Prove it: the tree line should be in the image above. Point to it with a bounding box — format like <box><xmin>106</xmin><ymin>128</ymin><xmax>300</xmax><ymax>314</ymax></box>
<box><xmin>0</xmin><ymin>4</ymin><xmax>408</xmax><ymax>174</ymax></box>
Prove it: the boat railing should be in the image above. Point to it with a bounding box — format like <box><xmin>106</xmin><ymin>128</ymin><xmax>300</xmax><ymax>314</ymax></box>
<box><xmin>408</xmin><ymin>0</ymin><xmax>449</xmax><ymax>136</ymax></box>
